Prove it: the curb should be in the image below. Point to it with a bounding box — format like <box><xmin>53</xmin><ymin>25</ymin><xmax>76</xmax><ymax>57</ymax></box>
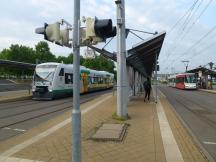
<box><xmin>0</xmin><ymin>95</ymin><xmax>32</xmax><ymax>104</ymax></box>
<box><xmin>199</xmin><ymin>89</ymin><xmax>216</xmax><ymax>94</ymax></box>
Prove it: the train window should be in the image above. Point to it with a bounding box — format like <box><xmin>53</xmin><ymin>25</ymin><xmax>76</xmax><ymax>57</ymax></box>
<box><xmin>99</xmin><ymin>77</ymin><xmax>103</xmax><ymax>84</ymax></box>
<box><xmin>65</xmin><ymin>73</ymin><xmax>73</xmax><ymax>84</ymax></box>
<box><xmin>88</xmin><ymin>76</ymin><xmax>92</xmax><ymax>84</ymax></box>
<box><xmin>59</xmin><ymin>68</ymin><xmax>64</xmax><ymax>76</ymax></box>
<box><xmin>93</xmin><ymin>77</ymin><xmax>99</xmax><ymax>84</ymax></box>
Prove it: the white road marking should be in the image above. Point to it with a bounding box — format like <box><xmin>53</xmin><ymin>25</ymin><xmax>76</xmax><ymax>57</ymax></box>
<box><xmin>13</xmin><ymin>129</ymin><xmax>26</xmax><ymax>132</ymax></box>
<box><xmin>156</xmin><ymin>99</ymin><xmax>184</xmax><ymax>162</ymax></box>
<box><xmin>3</xmin><ymin>127</ymin><xmax>26</xmax><ymax>132</ymax></box>
<box><xmin>203</xmin><ymin>141</ymin><xmax>216</xmax><ymax>145</ymax></box>
<box><xmin>0</xmin><ymin>156</ymin><xmax>43</xmax><ymax>162</ymax></box>
<box><xmin>0</xmin><ymin>95</ymin><xmax>112</xmax><ymax>161</ymax></box>
<box><xmin>158</xmin><ymin>89</ymin><xmax>166</xmax><ymax>98</ymax></box>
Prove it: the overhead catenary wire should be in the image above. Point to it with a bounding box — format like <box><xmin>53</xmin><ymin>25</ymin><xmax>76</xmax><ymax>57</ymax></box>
<box><xmin>181</xmin><ymin>0</ymin><xmax>200</xmax><ymax>31</ymax></box>
<box><xmin>163</xmin><ymin>0</ymin><xmax>215</xmax><ymax>63</ymax></box>
<box><xmin>187</xmin><ymin>39</ymin><xmax>216</xmax><ymax>60</ymax></box>
<box><xmin>172</xmin><ymin>0</ymin><xmax>212</xmax><ymax>48</ymax></box>
<box><xmin>163</xmin><ymin>2</ymin><xmax>215</xmax><ymax>71</ymax></box>
<box><xmin>162</xmin><ymin>0</ymin><xmax>200</xmax><ymax>61</ymax></box>
<box><xmin>167</xmin><ymin>0</ymin><xmax>200</xmax><ymax>34</ymax></box>
<box><xmin>162</xmin><ymin>25</ymin><xmax>216</xmax><ymax>72</ymax></box>
<box><xmin>164</xmin><ymin>0</ymin><xmax>206</xmax><ymax>58</ymax></box>
<box><xmin>179</xmin><ymin>25</ymin><xmax>216</xmax><ymax>58</ymax></box>
<box><xmin>180</xmin><ymin>0</ymin><xmax>204</xmax><ymax>34</ymax></box>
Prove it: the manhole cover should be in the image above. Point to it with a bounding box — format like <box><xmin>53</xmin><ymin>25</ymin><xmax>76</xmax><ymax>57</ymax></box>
<box><xmin>91</xmin><ymin>123</ymin><xmax>128</xmax><ymax>142</ymax></box>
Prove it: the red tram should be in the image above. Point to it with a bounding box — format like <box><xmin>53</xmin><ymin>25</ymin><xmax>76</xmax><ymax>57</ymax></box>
<box><xmin>168</xmin><ymin>73</ymin><xmax>197</xmax><ymax>90</ymax></box>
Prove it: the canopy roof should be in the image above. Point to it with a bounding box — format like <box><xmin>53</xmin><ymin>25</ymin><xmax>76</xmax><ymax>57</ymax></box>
<box><xmin>187</xmin><ymin>67</ymin><xmax>216</xmax><ymax>77</ymax></box>
<box><xmin>89</xmin><ymin>31</ymin><xmax>166</xmax><ymax>77</ymax></box>
<box><xmin>127</xmin><ymin>31</ymin><xmax>166</xmax><ymax>76</ymax></box>
<box><xmin>0</xmin><ymin>59</ymin><xmax>36</xmax><ymax>70</ymax></box>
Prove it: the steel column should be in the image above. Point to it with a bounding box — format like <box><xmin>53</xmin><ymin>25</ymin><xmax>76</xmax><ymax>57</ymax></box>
<box><xmin>72</xmin><ymin>0</ymin><xmax>81</xmax><ymax>161</ymax></box>
<box><xmin>116</xmin><ymin>0</ymin><xmax>127</xmax><ymax>117</ymax></box>
<box><xmin>155</xmin><ymin>55</ymin><xmax>158</xmax><ymax>103</ymax></box>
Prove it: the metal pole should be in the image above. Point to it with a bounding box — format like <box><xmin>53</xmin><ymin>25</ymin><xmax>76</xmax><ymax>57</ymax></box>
<box><xmin>72</xmin><ymin>0</ymin><xmax>81</xmax><ymax>161</ymax></box>
<box><xmin>155</xmin><ymin>55</ymin><xmax>158</xmax><ymax>103</ymax></box>
<box><xmin>115</xmin><ymin>0</ymin><xmax>127</xmax><ymax>117</ymax></box>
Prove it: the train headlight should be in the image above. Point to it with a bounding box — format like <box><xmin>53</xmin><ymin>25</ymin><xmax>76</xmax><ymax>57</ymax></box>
<box><xmin>32</xmin><ymin>86</ymin><xmax>36</xmax><ymax>92</ymax></box>
<box><xmin>48</xmin><ymin>86</ymin><xmax>53</xmax><ymax>92</ymax></box>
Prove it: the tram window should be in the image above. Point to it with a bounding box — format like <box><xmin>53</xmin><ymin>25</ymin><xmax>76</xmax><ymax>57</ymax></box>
<box><xmin>65</xmin><ymin>73</ymin><xmax>73</xmax><ymax>84</ymax></box>
<box><xmin>59</xmin><ymin>68</ymin><xmax>64</xmax><ymax>76</ymax></box>
<box><xmin>176</xmin><ymin>77</ymin><xmax>184</xmax><ymax>83</ymax></box>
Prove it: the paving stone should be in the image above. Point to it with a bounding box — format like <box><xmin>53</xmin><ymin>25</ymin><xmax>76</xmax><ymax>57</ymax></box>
<box><xmin>0</xmin><ymin>93</ymin><xmax>209</xmax><ymax>162</ymax></box>
<box><xmin>100</xmin><ymin>123</ymin><xmax>125</xmax><ymax>130</ymax></box>
<box><xmin>90</xmin><ymin>123</ymin><xmax>127</xmax><ymax>141</ymax></box>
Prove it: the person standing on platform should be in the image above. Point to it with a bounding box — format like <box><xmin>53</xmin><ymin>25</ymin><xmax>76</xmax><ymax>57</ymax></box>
<box><xmin>144</xmin><ymin>77</ymin><xmax>151</xmax><ymax>102</ymax></box>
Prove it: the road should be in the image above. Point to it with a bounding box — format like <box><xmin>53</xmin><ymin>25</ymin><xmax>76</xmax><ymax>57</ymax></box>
<box><xmin>0</xmin><ymin>89</ymin><xmax>112</xmax><ymax>142</ymax></box>
<box><xmin>159</xmin><ymin>85</ymin><xmax>216</xmax><ymax>161</ymax></box>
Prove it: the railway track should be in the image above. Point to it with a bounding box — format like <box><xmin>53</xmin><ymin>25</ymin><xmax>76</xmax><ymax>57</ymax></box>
<box><xmin>0</xmin><ymin>90</ymin><xmax>112</xmax><ymax>141</ymax></box>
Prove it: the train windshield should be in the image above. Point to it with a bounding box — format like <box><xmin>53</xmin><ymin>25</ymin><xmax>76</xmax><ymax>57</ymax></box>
<box><xmin>34</xmin><ymin>65</ymin><xmax>57</xmax><ymax>82</ymax></box>
<box><xmin>185</xmin><ymin>75</ymin><xmax>196</xmax><ymax>83</ymax></box>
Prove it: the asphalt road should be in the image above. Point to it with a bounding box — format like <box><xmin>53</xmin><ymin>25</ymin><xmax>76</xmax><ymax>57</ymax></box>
<box><xmin>159</xmin><ymin>86</ymin><xmax>216</xmax><ymax>161</ymax></box>
<box><xmin>0</xmin><ymin>89</ymin><xmax>112</xmax><ymax>142</ymax></box>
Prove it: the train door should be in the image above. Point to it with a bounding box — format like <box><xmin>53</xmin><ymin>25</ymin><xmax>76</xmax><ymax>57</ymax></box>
<box><xmin>82</xmin><ymin>73</ymin><xmax>88</xmax><ymax>93</ymax></box>
<box><xmin>58</xmin><ymin>68</ymin><xmax>65</xmax><ymax>89</ymax></box>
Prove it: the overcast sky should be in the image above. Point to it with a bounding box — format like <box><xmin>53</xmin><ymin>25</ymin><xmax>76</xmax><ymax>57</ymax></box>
<box><xmin>0</xmin><ymin>0</ymin><xmax>215</xmax><ymax>73</ymax></box>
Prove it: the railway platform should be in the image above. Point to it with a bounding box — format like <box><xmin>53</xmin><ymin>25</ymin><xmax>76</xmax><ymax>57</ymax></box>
<box><xmin>0</xmin><ymin>91</ymin><xmax>209</xmax><ymax>162</ymax></box>
<box><xmin>0</xmin><ymin>90</ymin><xmax>32</xmax><ymax>103</ymax></box>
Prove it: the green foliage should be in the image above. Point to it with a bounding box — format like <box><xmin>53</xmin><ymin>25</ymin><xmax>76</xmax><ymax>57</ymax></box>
<box><xmin>35</xmin><ymin>41</ymin><xmax>56</xmax><ymax>62</ymax></box>
<box><xmin>82</xmin><ymin>55</ymin><xmax>115</xmax><ymax>73</ymax></box>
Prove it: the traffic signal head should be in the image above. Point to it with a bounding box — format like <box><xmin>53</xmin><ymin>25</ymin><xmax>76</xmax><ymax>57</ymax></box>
<box><xmin>94</xmin><ymin>19</ymin><xmax>116</xmax><ymax>39</ymax></box>
<box><xmin>44</xmin><ymin>22</ymin><xmax>61</xmax><ymax>44</ymax></box>
<box><xmin>81</xmin><ymin>17</ymin><xmax>116</xmax><ymax>46</ymax></box>
<box><xmin>59</xmin><ymin>29</ymin><xmax>71</xmax><ymax>48</ymax></box>
<box><xmin>35</xmin><ymin>22</ymin><xmax>71</xmax><ymax>48</ymax></box>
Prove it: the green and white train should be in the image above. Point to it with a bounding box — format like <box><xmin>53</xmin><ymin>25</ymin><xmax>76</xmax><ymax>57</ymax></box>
<box><xmin>32</xmin><ymin>62</ymin><xmax>114</xmax><ymax>100</ymax></box>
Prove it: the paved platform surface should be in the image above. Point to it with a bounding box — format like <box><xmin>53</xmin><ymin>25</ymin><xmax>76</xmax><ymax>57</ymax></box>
<box><xmin>0</xmin><ymin>92</ymin><xmax>209</xmax><ymax>162</ymax></box>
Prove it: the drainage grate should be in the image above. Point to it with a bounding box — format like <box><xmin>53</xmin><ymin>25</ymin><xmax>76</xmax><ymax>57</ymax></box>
<box><xmin>90</xmin><ymin>123</ymin><xmax>128</xmax><ymax>142</ymax></box>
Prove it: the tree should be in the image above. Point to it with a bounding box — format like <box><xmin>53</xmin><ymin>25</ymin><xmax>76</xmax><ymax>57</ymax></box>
<box><xmin>82</xmin><ymin>54</ymin><xmax>115</xmax><ymax>73</ymax></box>
<box><xmin>0</xmin><ymin>45</ymin><xmax>36</xmax><ymax>77</ymax></box>
<box><xmin>35</xmin><ymin>41</ymin><xmax>56</xmax><ymax>63</ymax></box>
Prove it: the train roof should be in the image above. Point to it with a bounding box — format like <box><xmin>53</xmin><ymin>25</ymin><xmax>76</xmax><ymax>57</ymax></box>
<box><xmin>36</xmin><ymin>62</ymin><xmax>114</xmax><ymax>77</ymax></box>
<box><xmin>37</xmin><ymin>62</ymin><xmax>60</xmax><ymax>66</ymax></box>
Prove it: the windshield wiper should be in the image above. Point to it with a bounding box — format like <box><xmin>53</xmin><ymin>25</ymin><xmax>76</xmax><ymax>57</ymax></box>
<box><xmin>44</xmin><ymin>72</ymin><xmax>53</xmax><ymax>80</ymax></box>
